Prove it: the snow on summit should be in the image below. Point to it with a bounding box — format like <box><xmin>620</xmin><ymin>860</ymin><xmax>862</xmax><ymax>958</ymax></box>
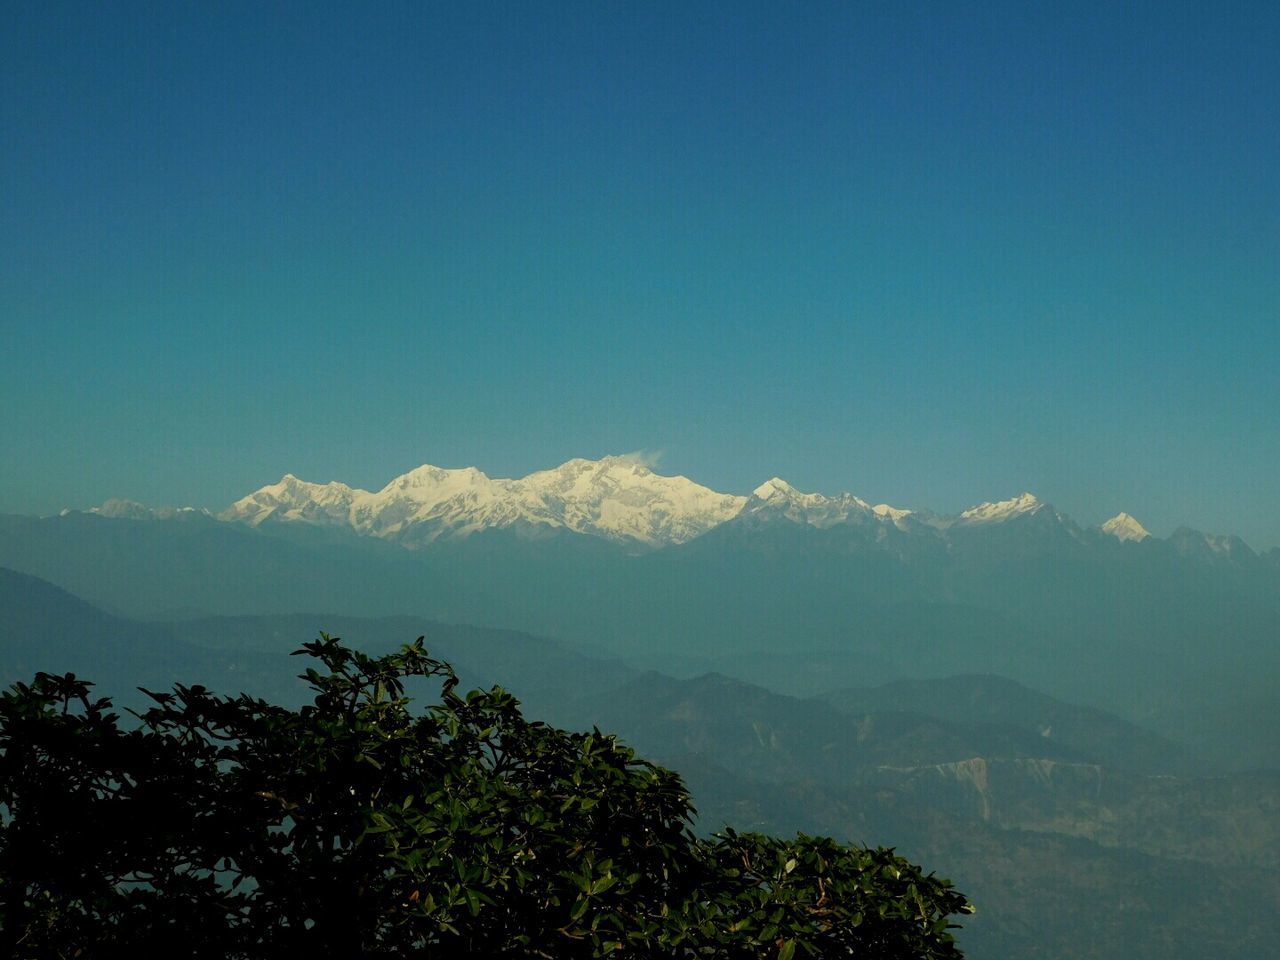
<box><xmin>1101</xmin><ymin>512</ymin><xmax>1150</xmax><ymax>542</ymax></box>
<box><xmin>220</xmin><ymin>475</ymin><xmax>364</xmax><ymax>528</ymax></box>
<box><xmin>751</xmin><ymin>477</ymin><xmax>800</xmax><ymax>500</ymax></box>
<box><xmin>509</xmin><ymin>456</ymin><xmax>747</xmax><ymax>545</ymax></box>
<box><xmin>222</xmin><ymin>457</ymin><xmax>745</xmax><ymax>547</ymax></box>
<box><xmin>957</xmin><ymin>492</ymin><xmax>1046</xmax><ymax>524</ymax></box>
<box><xmin>113</xmin><ymin>459</ymin><xmax>1255</xmax><ymax>553</ymax></box>
<box><xmin>742</xmin><ymin>478</ymin><xmax>901</xmax><ymax>529</ymax></box>
<box><xmin>221</xmin><ymin>462</ymin><xmax>931</xmax><ymax>545</ymax></box>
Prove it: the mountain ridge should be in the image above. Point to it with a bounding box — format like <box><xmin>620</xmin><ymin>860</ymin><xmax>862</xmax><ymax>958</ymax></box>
<box><xmin>62</xmin><ymin>455</ymin><xmax>1254</xmax><ymax>554</ymax></box>
<box><xmin>218</xmin><ymin>456</ymin><xmax>746</xmax><ymax>548</ymax></box>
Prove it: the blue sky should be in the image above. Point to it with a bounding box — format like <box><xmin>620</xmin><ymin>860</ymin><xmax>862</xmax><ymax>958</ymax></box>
<box><xmin>3</xmin><ymin>2</ymin><xmax>1278</xmax><ymax>546</ymax></box>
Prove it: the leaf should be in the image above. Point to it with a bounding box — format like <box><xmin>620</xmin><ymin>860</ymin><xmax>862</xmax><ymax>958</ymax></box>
<box><xmin>592</xmin><ymin>875</ymin><xmax>617</xmax><ymax>895</ymax></box>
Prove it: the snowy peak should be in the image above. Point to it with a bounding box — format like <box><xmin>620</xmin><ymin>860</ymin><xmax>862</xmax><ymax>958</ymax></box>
<box><xmin>86</xmin><ymin>499</ymin><xmax>211</xmax><ymax>521</ymax></box>
<box><xmin>751</xmin><ymin>477</ymin><xmax>798</xmax><ymax>500</ymax></box>
<box><xmin>513</xmin><ymin>457</ymin><xmax>746</xmax><ymax>545</ymax></box>
<box><xmin>520</xmin><ymin>456</ymin><xmax>659</xmax><ymax>496</ymax></box>
<box><xmin>221</xmin><ymin>457</ymin><xmax>745</xmax><ymax>547</ymax></box>
<box><xmin>741</xmin><ymin>478</ymin><xmax>886</xmax><ymax>529</ymax></box>
<box><xmin>872</xmin><ymin>503</ymin><xmax>914</xmax><ymax>521</ymax></box>
<box><xmin>378</xmin><ymin>464</ymin><xmax>492</xmax><ymax>498</ymax></box>
<box><xmin>1101</xmin><ymin>512</ymin><xmax>1150</xmax><ymax>542</ymax></box>
<box><xmin>91</xmin><ymin>498</ymin><xmax>162</xmax><ymax>520</ymax></box>
<box><xmin>220</xmin><ymin>475</ymin><xmax>363</xmax><ymax>528</ymax></box>
<box><xmin>958</xmin><ymin>492</ymin><xmax>1046</xmax><ymax>525</ymax></box>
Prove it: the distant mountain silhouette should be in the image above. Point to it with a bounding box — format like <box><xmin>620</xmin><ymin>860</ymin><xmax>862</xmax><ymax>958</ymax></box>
<box><xmin>817</xmin><ymin>674</ymin><xmax>1195</xmax><ymax>775</ymax></box>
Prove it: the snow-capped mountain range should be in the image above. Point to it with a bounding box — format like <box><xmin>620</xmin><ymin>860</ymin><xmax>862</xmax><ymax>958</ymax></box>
<box><xmin>186</xmin><ymin>456</ymin><xmax>1154</xmax><ymax>550</ymax></box>
<box><xmin>220</xmin><ymin>456</ymin><xmax>747</xmax><ymax>547</ymax></box>
<box><xmin>742</xmin><ymin>477</ymin><xmax>912</xmax><ymax>529</ymax></box>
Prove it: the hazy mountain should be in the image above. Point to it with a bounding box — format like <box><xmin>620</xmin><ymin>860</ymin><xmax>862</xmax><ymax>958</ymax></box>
<box><xmin>545</xmin><ymin>669</ymin><xmax>1280</xmax><ymax>960</ymax></box>
<box><xmin>0</xmin><ymin>566</ymin><xmax>304</xmax><ymax>704</ymax></box>
<box><xmin>549</xmin><ymin>670</ymin><xmax>1085</xmax><ymax>783</ymax></box>
<box><xmin>0</xmin><ymin>566</ymin><xmax>633</xmax><ymax>715</ymax></box>
<box><xmin>84</xmin><ymin>499</ymin><xmax>214</xmax><ymax>521</ymax></box>
<box><xmin>660</xmin><ymin>752</ymin><xmax>1280</xmax><ymax>960</ymax></box>
<box><xmin>817</xmin><ymin>674</ymin><xmax>1196</xmax><ymax>775</ymax></box>
<box><xmin>0</xmin><ymin>508</ymin><xmax>423</xmax><ymax>620</ymax></box>
<box><xmin>162</xmin><ymin>611</ymin><xmax>636</xmax><ymax>718</ymax></box>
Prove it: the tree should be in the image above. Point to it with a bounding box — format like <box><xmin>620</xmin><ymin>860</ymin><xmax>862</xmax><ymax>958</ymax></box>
<box><xmin>0</xmin><ymin>635</ymin><xmax>972</xmax><ymax>958</ymax></box>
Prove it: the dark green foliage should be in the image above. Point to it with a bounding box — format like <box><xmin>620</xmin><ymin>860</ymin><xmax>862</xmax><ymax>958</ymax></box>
<box><xmin>0</xmin><ymin>635</ymin><xmax>971</xmax><ymax>958</ymax></box>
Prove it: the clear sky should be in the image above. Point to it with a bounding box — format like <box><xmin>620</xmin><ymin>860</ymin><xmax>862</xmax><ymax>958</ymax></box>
<box><xmin>3</xmin><ymin>2</ymin><xmax>1277</xmax><ymax>547</ymax></box>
